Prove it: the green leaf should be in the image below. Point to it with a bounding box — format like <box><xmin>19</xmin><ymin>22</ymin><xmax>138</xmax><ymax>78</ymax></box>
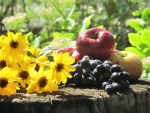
<box><xmin>67</xmin><ymin>5</ymin><xmax>75</xmax><ymax>18</ymax></box>
<box><xmin>39</xmin><ymin>46</ymin><xmax>52</xmax><ymax>56</ymax></box>
<box><xmin>71</xmin><ymin>12</ymin><xmax>80</xmax><ymax>20</ymax></box>
<box><xmin>97</xmin><ymin>25</ymin><xmax>104</xmax><ymax>29</ymax></box>
<box><xmin>128</xmin><ymin>33</ymin><xmax>141</xmax><ymax>47</ymax></box>
<box><xmin>141</xmin><ymin>8</ymin><xmax>150</xmax><ymax>22</ymax></box>
<box><xmin>25</xmin><ymin>49</ymin><xmax>34</xmax><ymax>58</ymax></box>
<box><xmin>33</xmin><ymin>36</ymin><xmax>40</xmax><ymax>48</ymax></box>
<box><xmin>79</xmin><ymin>14</ymin><xmax>94</xmax><ymax>34</ymax></box>
<box><xmin>126</xmin><ymin>19</ymin><xmax>145</xmax><ymax>31</ymax></box>
<box><xmin>137</xmin><ymin>43</ymin><xmax>147</xmax><ymax>51</ymax></box>
<box><xmin>27</xmin><ymin>32</ymin><xmax>34</xmax><ymax>41</ymax></box>
<box><xmin>132</xmin><ymin>10</ymin><xmax>141</xmax><ymax>16</ymax></box>
<box><xmin>143</xmin><ymin>47</ymin><xmax>150</xmax><ymax>56</ymax></box>
<box><xmin>141</xmin><ymin>29</ymin><xmax>150</xmax><ymax>46</ymax></box>
<box><xmin>61</xmin><ymin>18</ymin><xmax>75</xmax><ymax>30</ymax></box>
<box><xmin>125</xmin><ymin>47</ymin><xmax>145</xmax><ymax>58</ymax></box>
<box><xmin>51</xmin><ymin>32</ymin><xmax>75</xmax><ymax>39</ymax></box>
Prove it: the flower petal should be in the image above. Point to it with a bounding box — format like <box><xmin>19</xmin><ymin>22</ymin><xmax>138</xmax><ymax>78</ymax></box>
<box><xmin>64</xmin><ymin>65</ymin><xmax>76</xmax><ymax>72</ymax></box>
<box><xmin>62</xmin><ymin>57</ymin><xmax>75</xmax><ymax>65</ymax></box>
<box><xmin>47</xmin><ymin>83</ymin><xmax>58</xmax><ymax>91</ymax></box>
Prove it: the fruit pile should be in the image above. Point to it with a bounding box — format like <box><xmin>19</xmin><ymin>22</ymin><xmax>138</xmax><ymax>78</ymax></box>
<box><xmin>56</xmin><ymin>27</ymin><xmax>142</xmax><ymax>94</ymax></box>
<box><xmin>67</xmin><ymin>55</ymin><xmax>130</xmax><ymax>94</ymax></box>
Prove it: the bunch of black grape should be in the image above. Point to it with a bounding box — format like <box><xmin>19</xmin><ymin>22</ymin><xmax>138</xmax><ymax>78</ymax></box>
<box><xmin>67</xmin><ymin>55</ymin><xmax>130</xmax><ymax>94</ymax></box>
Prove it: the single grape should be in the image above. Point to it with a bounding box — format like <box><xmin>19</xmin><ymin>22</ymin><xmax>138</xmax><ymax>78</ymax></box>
<box><xmin>90</xmin><ymin>60</ymin><xmax>99</xmax><ymax>71</ymax></box>
<box><xmin>82</xmin><ymin>55</ymin><xmax>93</xmax><ymax>61</ymax></box>
<box><xmin>102</xmin><ymin>81</ymin><xmax>110</xmax><ymax>89</ymax></box>
<box><xmin>111</xmin><ymin>72</ymin><xmax>121</xmax><ymax>82</ymax></box>
<box><xmin>118</xmin><ymin>79</ymin><xmax>128</xmax><ymax>90</ymax></box>
<box><xmin>105</xmin><ymin>84</ymin><xmax>114</xmax><ymax>94</ymax></box>
<box><xmin>73</xmin><ymin>64</ymin><xmax>83</xmax><ymax>73</ymax></box>
<box><xmin>94</xmin><ymin>59</ymin><xmax>102</xmax><ymax>65</ymax></box>
<box><xmin>103</xmin><ymin>63</ymin><xmax>111</xmax><ymax>73</ymax></box>
<box><xmin>96</xmin><ymin>64</ymin><xmax>107</xmax><ymax>75</ymax></box>
<box><xmin>103</xmin><ymin>60</ymin><xmax>113</xmax><ymax>66</ymax></box>
<box><xmin>80</xmin><ymin>59</ymin><xmax>90</xmax><ymax>68</ymax></box>
<box><xmin>113</xmin><ymin>82</ymin><xmax>122</xmax><ymax>92</ymax></box>
<box><xmin>74</xmin><ymin>73</ymin><xmax>83</xmax><ymax>87</ymax></box>
<box><xmin>119</xmin><ymin>71</ymin><xmax>130</xmax><ymax>80</ymax></box>
<box><xmin>110</xmin><ymin>64</ymin><xmax>122</xmax><ymax>73</ymax></box>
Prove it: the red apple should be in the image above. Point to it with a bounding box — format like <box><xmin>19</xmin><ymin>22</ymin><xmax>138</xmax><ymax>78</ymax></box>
<box><xmin>76</xmin><ymin>28</ymin><xmax>115</xmax><ymax>61</ymax></box>
<box><xmin>111</xmin><ymin>49</ymin><xmax>120</xmax><ymax>55</ymax></box>
<box><xmin>71</xmin><ymin>49</ymin><xmax>83</xmax><ymax>61</ymax></box>
<box><xmin>55</xmin><ymin>47</ymin><xmax>76</xmax><ymax>54</ymax></box>
<box><xmin>109</xmin><ymin>51</ymin><xmax>142</xmax><ymax>82</ymax></box>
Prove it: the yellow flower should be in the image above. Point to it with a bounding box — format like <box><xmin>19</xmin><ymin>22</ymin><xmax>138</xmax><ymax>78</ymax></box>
<box><xmin>26</xmin><ymin>67</ymin><xmax>58</xmax><ymax>93</ymax></box>
<box><xmin>27</xmin><ymin>45</ymin><xmax>42</xmax><ymax>58</ymax></box>
<box><xmin>12</xmin><ymin>60</ymin><xmax>36</xmax><ymax>88</ymax></box>
<box><xmin>27</xmin><ymin>46</ymin><xmax>50</xmax><ymax>71</ymax></box>
<box><xmin>0</xmin><ymin>51</ymin><xmax>11</xmax><ymax>70</ymax></box>
<box><xmin>50</xmin><ymin>52</ymin><xmax>76</xmax><ymax>85</ymax></box>
<box><xmin>0</xmin><ymin>67</ymin><xmax>19</xmax><ymax>96</ymax></box>
<box><xmin>0</xmin><ymin>31</ymin><xmax>29</xmax><ymax>62</ymax></box>
<box><xmin>0</xmin><ymin>35</ymin><xmax>5</xmax><ymax>49</ymax></box>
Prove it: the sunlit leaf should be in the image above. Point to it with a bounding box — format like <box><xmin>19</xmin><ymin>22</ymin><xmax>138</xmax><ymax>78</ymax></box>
<box><xmin>126</xmin><ymin>19</ymin><xmax>145</xmax><ymax>31</ymax></box>
<box><xmin>27</xmin><ymin>32</ymin><xmax>34</xmax><ymax>41</ymax></box>
<box><xmin>33</xmin><ymin>36</ymin><xmax>40</xmax><ymax>48</ymax></box>
<box><xmin>143</xmin><ymin>47</ymin><xmax>150</xmax><ymax>56</ymax></box>
<box><xmin>61</xmin><ymin>18</ymin><xmax>75</xmax><ymax>30</ymax></box>
<box><xmin>125</xmin><ymin>47</ymin><xmax>145</xmax><ymax>58</ymax></box>
<box><xmin>128</xmin><ymin>33</ymin><xmax>141</xmax><ymax>47</ymax></box>
<box><xmin>141</xmin><ymin>29</ymin><xmax>150</xmax><ymax>46</ymax></box>
<box><xmin>142</xmin><ymin>8</ymin><xmax>150</xmax><ymax>22</ymax></box>
<box><xmin>68</xmin><ymin>5</ymin><xmax>75</xmax><ymax>18</ymax></box>
<box><xmin>79</xmin><ymin>14</ymin><xmax>94</xmax><ymax>34</ymax></box>
<box><xmin>51</xmin><ymin>32</ymin><xmax>74</xmax><ymax>39</ymax></box>
<box><xmin>132</xmin><ymin>10</ymin><xmax>141</xmax><ymax>16</ymax></box>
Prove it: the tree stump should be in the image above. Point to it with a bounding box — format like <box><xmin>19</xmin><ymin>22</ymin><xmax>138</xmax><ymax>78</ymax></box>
<box><xmin>0</xmin><ymin>79</ymin><xmax>150</xmax><ymax>113</ymax></box>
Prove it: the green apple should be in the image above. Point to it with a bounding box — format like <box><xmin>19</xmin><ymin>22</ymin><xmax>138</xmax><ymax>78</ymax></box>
<box><xmin>109</xmin><ymin>51</ymin><xmax>142</xmax><ymax>82</ymax></box>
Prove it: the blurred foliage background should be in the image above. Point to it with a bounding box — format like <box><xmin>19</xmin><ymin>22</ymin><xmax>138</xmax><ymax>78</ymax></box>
<box><xmin>1</xmin><ymin>0</ymin><xmax>150</xmax><ymax>79</ymax></box>
<box><xmin>0</xmin><ymin>0</ymin><xmax>149</xmax><ymax>49</ymax></box>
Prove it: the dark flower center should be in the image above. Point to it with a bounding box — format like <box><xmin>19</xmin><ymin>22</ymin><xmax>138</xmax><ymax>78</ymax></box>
<box><xmin>0</xmin><ymin>77</ymin><xmax>8</xmax><ymax>88</ymax></box>
<box><xmin>10</xmin><ymin>40</ymin><xmax>19</xmax><ymax>48</ymax></box>
<box><xmin>19</xmin><ymin>71</ymin><xmax>29</xmax><ymax>80</ymax></box>
<box><xmin>35</xmin><ymin>64</ymin><xmax>40</xmax><ymax>71</ymax></box>
<box><xmin>0</xmin><ymin>60</ymin><xmax>6</xmax><ymax>69</ymax></box>
<box><xmin>56</xmin><ymin>63</ymin><xmax>64</xmax><ymax>72</ymax></box>
<box><xmin>38</xmin><ymin>76</ymin><xmax>48</xmax><ymax>88</ymax></box>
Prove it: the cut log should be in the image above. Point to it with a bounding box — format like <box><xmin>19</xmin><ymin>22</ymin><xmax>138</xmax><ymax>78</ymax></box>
<box><xmin>0</xmin><ymin>79</ymin><xmax>150</xmax><ymax>113</ymax></box>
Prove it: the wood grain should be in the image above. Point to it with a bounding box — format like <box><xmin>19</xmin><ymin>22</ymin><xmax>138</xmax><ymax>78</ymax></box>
<box><xmin>0</xmin><ymin>79</ymin><xmax>150</xmax><ymax>113</ymax></box>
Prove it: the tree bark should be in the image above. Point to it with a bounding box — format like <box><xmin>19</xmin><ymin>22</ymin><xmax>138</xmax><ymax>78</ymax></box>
<box><xmin>0</xmin><ymin>79</ymin><xmax>150</xmax><ymax>113</ymax></box>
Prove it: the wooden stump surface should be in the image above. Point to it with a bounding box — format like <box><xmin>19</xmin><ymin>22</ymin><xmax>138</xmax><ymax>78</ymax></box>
<box><xmin>0</xmin><ymin>79</ymin><xmax>150</xmax><ymax>113</ymax></box>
